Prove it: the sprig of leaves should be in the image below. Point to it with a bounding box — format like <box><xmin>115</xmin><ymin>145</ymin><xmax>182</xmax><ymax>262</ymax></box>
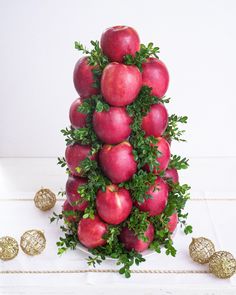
<box><xmin>75</xmin><ymin>40</ymin><xmax>109</xmax><ymax>88</ymax></box>
<box><xmin>90</xmin><ymin>233</ymin><xmax>146</xmax><ymax>278</ymax></box>
<box><xmin>56</xmin><ymin>223</ymin><xmax>78</xmax><ymax>255</ymax></box>
<box><xmin>169</xmin><ymin>155</ymin><xmax>189</xmax><ymax>170</ymax></box>
<box><xmin>126</xmin><ymin>86</ymin><xmax>162</xmax><ymax>171</ymax></box>
<box><xmin>77</xmin><ymin>158</ymin><xmax>110</xmax><ymax>218</ymax></box>
<box><xmin>117</xmin><ymin>251</ymin><xmax>145</xmax><ymax>278</ymax></box>
<box><xmin>164</xmin><ymin>115</ymin><xmax>188</xmax><ymax>142</ymax></box>
<box><xmin>57</xmin><ymin>157</ymin><xmax>66</xmax><ymax>167</ymax></box>
<box><xmin>50</xmin><ymin>211</ymin><xmax>63</xmax><ymax>223</ymax></box>
<box><xmin>165</xmin><ymin>182</ymin><xmax>192</xmax><ymax>234</ymax></box>
<box><xmin>124</xmin><ymin>43</ymin><xmax>160</xmax><ymax>71</ymax></box>
<box><xmin>126</xmin><ymin>208</ymin><xmax>150</xmax><ymax>242</ymax></box>
<box><xmin>78</xmin><ymin>94</ymin><xmax>110</xmax><ymax>114</ymax></box>
<box><xmin>119</xmin><ymin>170</ymin><xmax>156</xmax><ymax>203</ymax></box>
<box><xmin>149</xmin><ymin>214</ymin><xmax>177</xmax><ymax>257</ymax></box>
<box><xmin>61</xmin><ymin>95</ymin><xmax>108</xmax><ymax>151</ymax></box>
<box><xmin>58</xmin><ymin>190</ymin><xmax>66</xmax><ymax>197</ymax></box>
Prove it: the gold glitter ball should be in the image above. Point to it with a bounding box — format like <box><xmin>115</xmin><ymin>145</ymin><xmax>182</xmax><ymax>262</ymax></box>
<box><xmin>0</xmin><ymin>236</ymin><xmax>19</xmax><ymax>261</ymax></box>
<box><xmin>20</xmin><ymin>230</ymin><xmax>46</xmax><ymax>256</ymax></box>
<box><xmin>209</xmin><ymin>251</ymin><xmax>236</xmax><ymax>279</ymax></box>
<box><xmin>189</xmin><ymin>237</ymin><xmax>215</xmax><ymax>264</ymax></box>
<box><xmin>34</xmin><ymin>188</ymin><xmax>56</xmax><ymax>211</ymax></box>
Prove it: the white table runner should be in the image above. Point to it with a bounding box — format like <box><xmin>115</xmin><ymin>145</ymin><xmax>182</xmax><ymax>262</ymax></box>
<box><xmin>0</xmin><ymin>158</ymin><xmax>236</xmax><ymax>294</ymax></box>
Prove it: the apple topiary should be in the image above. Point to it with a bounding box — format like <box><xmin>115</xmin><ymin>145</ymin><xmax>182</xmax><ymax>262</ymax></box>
<box><xmin>52</xmin><ymin>25</ymin><xmax>192</xmax><ymax>278</ymax></box>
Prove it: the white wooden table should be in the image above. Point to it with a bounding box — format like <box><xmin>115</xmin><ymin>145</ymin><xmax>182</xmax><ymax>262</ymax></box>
<box><xmin>0</xmin><ymin>158</ymin><xmax>236</xmax><ymax>294</ymax></box>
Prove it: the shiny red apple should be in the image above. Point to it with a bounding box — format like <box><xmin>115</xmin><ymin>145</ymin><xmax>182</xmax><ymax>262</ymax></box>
<box><xmin>73</xmin><ymin>56</ymin><xmax>99</xmax><ymax>98</ymax></box>
<box><xmin>142</xmin><ymin>103</ymin><xmax>168</xmax><ymax>137</ymax></box>
<box><xmin>100</xmin><ymin>25</ymin><xmax>140</xmax><ymax>63</ymax></box>
<box><xmin>142</xmin><ymin>58</ymin><xmax>169</xmax><ymax>98</ymax></box>
<box><xmin>119</xmin><ymin>223</ymin><xmax>154</xmax><ymax>252</ymax></box>
<box><xmin>144</xmin><ymin>137</ymin><xmax>171</xmax><ymax>174</ymax></box>
<box><xmin>69</xmin><ymin>98</ymin><xmax>87</xmax><ymax>129</ymax></box>
<box><xmin>65</xmin><ymin>144</ymin><xmax>94</xmax><ymax>176</ymax></box>
<box><xmin>101</xmin><ymin>62</ymin><xmax>142</xmax><ymax>107</ymax></box>
<box><xmin>66</xmin><ymin>175</ymin><xmax>88</xmax><ymax>211</ymax></box>
<box><xmin>164</xmin><ymin>168</ymin><xmax>179</xmax><ymax>184</ymax></box>
<box><xmin>135</xmin><ymin>177</ymin><xmax>168</xmax><ymax>216</ymax></box>
<box><xmin>93</xmin><ymin>107</ymin><xmax>132</xmax><ymax>144</ymax></box>
<box><xmin>167</xmin><ymin>212</ymin><xmax>178</xmax><ymax>233</ymax></box>
<box><xmin>77</xmin><ymin>215</ymin><xmax>108</xmax><ymax>249</ymax></box>
<box><xmin>99</xmin><ymin>141</ymin><xmax>137</xmax><ymax>183</ymax></box>
<box><xmin>96</xmin><ymin>184</ymin><xmax>132</xmax><ymax>224</ymax></box>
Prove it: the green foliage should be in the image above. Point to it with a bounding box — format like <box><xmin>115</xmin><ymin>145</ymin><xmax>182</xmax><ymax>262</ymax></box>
<box><xmin>58</xmin><ymin>190</ymin><xmax>66</xmax><ymax>197</ymax></box>
<box><xmin>56</xmin><ymin>223</ymin><xmax>78</xmax><ymax>255</ymax></box>
<box><xmin>169</xmin><ymin>155</ymin><xmax>189</xmax><ymax>170</ymax></box>
<box><xmin>127</xmin><ymin>86</ymin><xmax>163</xmax><ymax>171</ymax></box>
<box><xmin>164</xmin><ymin>114</ymin><xmax>188</xmax><ymax>142</ymax></box>
<box><xmin>87</xmin><ymin>255</ymin><xmax>103</xmax><ymax>267</ymax></box>
<box><xmin>61</xmin><ymin>95</ymin><xmax>109</xmax><ymax>153</ymax></box>
<box><xmin>57</xmin><ymin>157</ymin><xmax>66</xmax><ymax>167</ymax></box>
<box><xmin>75</xmin><ymin>40</ymin><xmax>109</xmax><ymax>88</ymax></box>
<box><xmin>77</xmin><ymin>158</ymin><xmax>110</xmax><ymax>218</ymax></box>
<box><xmin>124</xmin><ymin>43</ymin><xmax>160</xmax><ymax>71</ymax></box>
<box><xmin>119</xmin><ymin>170</ymin><xmax>156</xmax><ymax>203</ymax></box>
<box><xmin>126</xmin><ymin>86</ymin><xmax>159</xmax><ymax>117</ymax></box>
<box><xmin>117</xmin><ymin>251</ymin><xmax>145</xmax><ymax>278</ymax></box>
<box><xmin>126</xmin><ymin>208</ymin><xmax>150</xmax><ymax>242</ymax></box>
<box><xmin>50</xmin><ymin>211</ymin><xmax>63</xmax><ymax>223</ymax></box>
<box><xmin>78</xmin><ymin>94</ymin><xmax>110</xmax><ymax>114</ymax></box>
<box><xmin>91</xmin><ymin>242</ymin><xmax>146</xmax><ymax>278</ymax></box>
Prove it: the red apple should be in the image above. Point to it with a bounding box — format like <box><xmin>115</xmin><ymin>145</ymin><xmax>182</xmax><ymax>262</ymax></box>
<box><xmin>101</xmin><ymin>62</ymin><xmax>142</xmax><ymax>107</ymax></box>
<box><xmin>65</xmin><ymin>144</ymin><xmax>94</xmax><ymax>176</ymax></box>
<box><xmin>96</xmin><ymin>184</ymin><xmax>132</xmax><ymax>224</ymax></box>
<box><xmin>93</xmin><ymin>107</ymin><xmax>132</xmax><ymax>144</ymax></box>
<box><xmin>66</xmin><ymin>175</ymin><xmax>88</xmax><ymax>211</ymax></box>
<box><xmin>62</xmin><ymin>199</ymin><xmax>79</xmax><ymax>223</ymax></box>
<box><xmin>99</xmin><ymin>141</ymin><xmax>137</xmax><ymax>183</ymax></box>
<box><xmin>142</xmin><ymin>103</ymin><xmax>168</xmax><ymax>137</ymax></box>
<box><xmin>164</xmin><ymin>168</ymin><xmax>179</xmax><ymax>184</ymax></box>
<box><xmin>167</xmin><ymin>212</ymin><xmax>178</xmax><ymax>233</ymax></box>
<box><xmin>73</xmin><ymin>56</ymin><xmax>99</xmax><ymax>98</ymax></box>
<box><xmin>144</xmin><ymin>137</ymin><xmax>171</xmax><ymax>174</ymax></box>
<box><xmin>77</xmin><ymin>215</ymin><xmax>108</xmax><ymax>249</ymax></box>
<box><xmin>135</xmin><ymin>177</ymin><xmax>168</xmax><ymax>216</ymax></box>
<box><xmin>119</xmin><ymin>223</ymin><xmax>154</xmax><ymax>252</ymax></box>
<box><xmin>100</xmin><ymin>25</ymin><xmax>140</xmax><ymax>63</ymax></box>
<box><xmin>69</xmin><ymin>98</ymin><xmax>87</xmax><ymax>129</ymax></box>
<box><xmin>142</xmin><ymin>58</ymin><xmax>169</xmax><ymax>98</ymax></box>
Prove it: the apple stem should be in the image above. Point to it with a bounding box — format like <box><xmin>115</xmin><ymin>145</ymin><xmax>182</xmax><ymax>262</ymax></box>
<box><xmin>108</xmin><ymin>185</ymin><xmax>118</xmax><ymax>192</ymax></box>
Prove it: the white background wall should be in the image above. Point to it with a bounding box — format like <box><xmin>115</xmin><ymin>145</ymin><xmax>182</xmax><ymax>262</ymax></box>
<box><xmin>0</xmin><ymin>0</ymin><xmax>236</xmax><ymax>159</ymax></box>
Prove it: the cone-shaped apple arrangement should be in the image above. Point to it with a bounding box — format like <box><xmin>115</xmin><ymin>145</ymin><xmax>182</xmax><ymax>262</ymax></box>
<box><xmin>54</xmin><ymin>25</ymin><xmax>192</xmax><ymax>278</ymax></box>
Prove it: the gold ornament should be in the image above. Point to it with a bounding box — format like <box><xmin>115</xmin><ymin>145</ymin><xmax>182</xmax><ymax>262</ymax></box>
<box><xmin>20</xmin><ymin>230</ymin><xmax>46</xmax><ymax>256</ymax></box>
<box><xmin>34</xmin><ymin>188</ymin><xmax>56</xmax><ymax>211</ymax></box>
<box><xmin>209</xmin><ymin>251</ymin><xmax>236</xmax><ymax>279</ymax></box>
<box><xmin>189</xmin><ymin>237</ymin><xmax>215</xmax><ymax>264</ymax></box>
<box><xmin>0</xmin><ymin>236</ymin><xmax>19</xmax><ymax>261</ymax></box>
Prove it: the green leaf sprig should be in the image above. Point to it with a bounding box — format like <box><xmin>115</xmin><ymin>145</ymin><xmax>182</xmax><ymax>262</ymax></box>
<box><xmin>119</xmin><ymin>170</ymin><xmax>156</xmax><ymax>203</ymax></box>
<box><xmin>126</xmin><ymin>86</ymin><xmax>163</xmax><ymax>171</ymax></box>
<box><xmin>169</xmin><ymin>155</ymin><xmax>189</xmax><ymax>170</ymax></box>
<box><xmin>124</xmin><ymin>43</ymin><xmax>160</xmax><ymax>71</ymax></box>
<box><xmin>75</xmin><ymin>40</ymin><xmax>109</xmax><ymax>88</ymax></box>
<box><xmin>164</xmin><ymin>115</ymin><xmax>188</xmax><ymax>142</ymax></box>
<box><xmin>126</xmin><ymin>208</ymin><xmax>149</xmax><ymax>242</ymax></box>
<box><xmin>61</xmin><ymin>95</ymin><xmax>109</xmax><ymax>152</ymax></box>
<box><xmin>77</xmin><ymin>158</ymin><xmax>110</xmax><ymax>219</ymax></box>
